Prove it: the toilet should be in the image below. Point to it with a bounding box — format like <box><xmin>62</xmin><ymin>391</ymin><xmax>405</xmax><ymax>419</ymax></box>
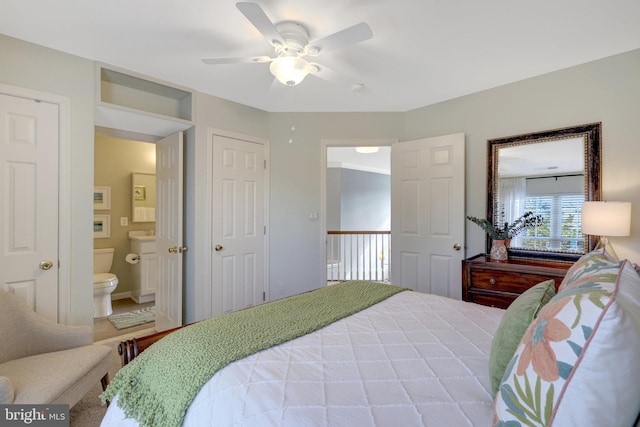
<box><xmin>93</xmin><ymin>248</ymin><xmax>119</xmax><ymax>318</ymax></box>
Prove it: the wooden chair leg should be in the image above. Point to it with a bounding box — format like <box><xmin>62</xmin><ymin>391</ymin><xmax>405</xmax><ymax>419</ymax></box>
<box><xmin>101</xmin><ymin>373</ymin><xmax>111</xmax><ymax>406</ymax></box>
<box><xmin>101</xmin><ymin>373</ymin><xmax>110</xmax><ymax>391</ymax></box>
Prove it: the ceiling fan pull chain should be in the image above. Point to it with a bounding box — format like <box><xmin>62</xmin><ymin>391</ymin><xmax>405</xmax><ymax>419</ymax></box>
<box><xmin>289</xmin><ymin>86</ymin><xmax>295</xmax><ymax>144</ymax></box>
<box><xmin>288</xmin><ymin>114</ymin><xmax>295</xmax><ymax>144</ymax></box>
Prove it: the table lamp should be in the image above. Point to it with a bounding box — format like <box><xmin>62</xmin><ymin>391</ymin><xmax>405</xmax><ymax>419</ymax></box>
<box><xmin>581</xmin><ymin>201</ymin><xmax>631</xmax><ymax>261</ymax></box>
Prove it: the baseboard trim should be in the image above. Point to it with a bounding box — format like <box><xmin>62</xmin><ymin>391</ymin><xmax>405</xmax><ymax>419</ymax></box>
<box><xmin>112</xmin><ymin>291</ymin><xmax>132</xmax><ymax>301</ymax></box>
<box><xmin>132</xmin><ymin>293</ymin><xmax>156</xmax><ymax>304</ymax></box>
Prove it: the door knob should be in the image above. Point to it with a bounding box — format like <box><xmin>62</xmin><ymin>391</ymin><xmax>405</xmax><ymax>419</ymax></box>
<box><xmin>178</xmin><ymin>246</ymin><xmax>188</xmax><ymax>253</ymax></box>
<box><xmin>453</xmin><ymin>243</ymin><xmax>461</xmax><ymax>251</ymax></box>
<box><xmin>215</xmin><ymin>244</ymin><xmax>224</xmax><ymax>251</ymax></box>
<box><xmin>168</xmin><ymin>247</ymin><xmax>178</xmax><ymax>253</ymax></box>
<box><xmin>39</xmin><ymin>260</ymin><xmax>54</xmax><ymax>270</ymax></box>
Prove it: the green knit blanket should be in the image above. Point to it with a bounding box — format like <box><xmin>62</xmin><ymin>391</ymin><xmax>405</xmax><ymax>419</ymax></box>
<box><xmin>101</xmin><ymin>281</ymin><xmax>408</xmax><ymax>427</ymax></box>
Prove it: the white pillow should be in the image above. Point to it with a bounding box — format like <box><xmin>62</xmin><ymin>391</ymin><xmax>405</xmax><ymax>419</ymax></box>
<box><xmin>494</xmin><ymin>257</ymin><xmax>640</xmax><ymax>426</ymax></box>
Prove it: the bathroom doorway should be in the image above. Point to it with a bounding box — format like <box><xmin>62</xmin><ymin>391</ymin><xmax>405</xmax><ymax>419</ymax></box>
<box><xmin>94</xmin><ymin>129</ymin><xmax>157</xmax><ymax>340</ymax></box>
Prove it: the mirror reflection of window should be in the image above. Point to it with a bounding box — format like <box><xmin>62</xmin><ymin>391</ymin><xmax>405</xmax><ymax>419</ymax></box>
<box><xmin>496</xmin><ymin>137</ymin><xmax>585</xmax><ymax>254</ymax></box>
<box><xmin>520</xmin><ymin>176</ymin><xmax>585</xmax><ymax>252</ymax></box>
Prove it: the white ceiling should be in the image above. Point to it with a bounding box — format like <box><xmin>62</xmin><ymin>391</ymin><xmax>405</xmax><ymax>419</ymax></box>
<box><xmin>498</xmin><ymin>137</ymin><xmax>584</xmax><ymax>178</ymax></box>
<box><xmin>1</xmin><ymin>1</ymin><xmax>639</xmax><ymax>113</ymax></box>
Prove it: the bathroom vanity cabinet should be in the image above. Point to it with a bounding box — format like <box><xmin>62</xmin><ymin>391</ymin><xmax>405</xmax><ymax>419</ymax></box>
<box><xmin>130</xmin><ymin>236</ymin><xmax>157</xmax><ymax>304</ymax></box>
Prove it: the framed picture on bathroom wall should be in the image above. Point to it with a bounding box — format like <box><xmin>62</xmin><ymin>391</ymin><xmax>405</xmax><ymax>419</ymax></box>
<box><xmin>94</xmin><ymin>186</ymin><xmax>111</xmax><ymax>210</ymax></box>
<box><xmin>94</xmin><ymin>215</ymin><xmax>111</xmax><ymax>238</ymax></box>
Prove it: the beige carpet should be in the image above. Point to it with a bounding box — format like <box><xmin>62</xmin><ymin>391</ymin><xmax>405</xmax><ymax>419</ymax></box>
<box><xmin>70</xmin><ymin>327</ymin><xmax>156</xmax><ymax>427</ymax></box>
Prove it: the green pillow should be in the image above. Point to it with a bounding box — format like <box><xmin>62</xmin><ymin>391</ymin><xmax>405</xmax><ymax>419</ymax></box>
<box><xmin>488</xmin><ymin>279</ymin><xmax>556</xmax><ymax>396</ymax></box>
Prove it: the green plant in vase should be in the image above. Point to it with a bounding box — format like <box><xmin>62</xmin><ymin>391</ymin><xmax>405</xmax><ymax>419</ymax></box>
<box><xmin>466</xmin><ymin>209</ymin><xmax>543</xmax><ymax>261</ymax></box>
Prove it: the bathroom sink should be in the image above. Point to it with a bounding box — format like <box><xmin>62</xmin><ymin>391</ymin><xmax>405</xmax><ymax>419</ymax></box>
<box><xmin>129</xmin><ymin>235</ymin><xmax>156</xmax><ymax>241</ymax></box>
<box><xmin>128</xmin><ymin>230</ymin><xmax>155</xmax><ymax>241</ymax></box>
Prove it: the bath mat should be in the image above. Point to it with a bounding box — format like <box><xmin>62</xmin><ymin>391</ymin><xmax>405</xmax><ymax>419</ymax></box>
<box><xmin>108</xmin><ymin>306</ymin><xmax>155</xmax><ymax>330</ymax></box>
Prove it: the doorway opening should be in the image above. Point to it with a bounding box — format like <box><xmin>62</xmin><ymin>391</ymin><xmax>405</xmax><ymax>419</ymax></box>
<box><xmin>93</xmin><ymin>129</ymin><xmax>157</xmax><ymax>341</ymax></box>
<box><xmin>325</xmin><ymin>145</ymin><xmax>391</xmax><ymax>283</ymax></box>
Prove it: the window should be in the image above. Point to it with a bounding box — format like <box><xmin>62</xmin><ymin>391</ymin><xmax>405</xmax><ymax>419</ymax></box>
<box><xmin>521</xmin><ymin>194</ymin><xmax>585</xmax><ymax>252</ymax></box>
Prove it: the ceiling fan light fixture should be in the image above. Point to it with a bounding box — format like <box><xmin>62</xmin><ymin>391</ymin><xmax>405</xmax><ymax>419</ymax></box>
<box><xmin>269</xmin><ymin>55</ymin><xmax>311</xmax><ymax>86</ymax></box>
<box><xmin>203</xmin><ymin>4</ymin><xmax>373</xmax><ymax>93</ymax></box>
<box><xmin>351</xmin><ymin>82</ymin><xmax>364</xmax><ymax>92</ymax></box>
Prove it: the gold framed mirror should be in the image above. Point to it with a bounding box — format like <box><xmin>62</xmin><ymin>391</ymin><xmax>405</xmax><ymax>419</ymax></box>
<box><xmin>487</xmin><ymin>123</ymin><xmax>601</xmax><ymax>261</ymax></box>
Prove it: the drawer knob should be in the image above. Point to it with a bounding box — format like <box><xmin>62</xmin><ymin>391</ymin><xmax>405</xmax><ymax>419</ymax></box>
<box><xmin>489</xmin><ymin>278</ymin><xmax>496</xmax><ymax>285</ymax></box>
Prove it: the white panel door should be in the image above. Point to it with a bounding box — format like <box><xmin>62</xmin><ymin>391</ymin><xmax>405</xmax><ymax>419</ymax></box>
<box><xmin>212</xmin><ymin>135</ymin><xmax>265</xmax><ymax>315</ymax></box>
<box><xmin>155</xmin><ymin>132</ymin><xmax>183</xmax><ymax>331</ymax></box>
<box><xmin>0</xmin><ymin>93</ymin><xmax>59</xmax><ymax>321</ymax></box>
<box><xmin>391</xmin><ymin>133</ymin><xmax>465</xmax><ymax>298</ymax></box>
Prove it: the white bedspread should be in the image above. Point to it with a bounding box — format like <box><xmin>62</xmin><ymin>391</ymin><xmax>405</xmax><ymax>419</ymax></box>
<box><xmin>102</xmin><ymin>291</ymin><xmax>503</xmax><ymax>426</ymax></box>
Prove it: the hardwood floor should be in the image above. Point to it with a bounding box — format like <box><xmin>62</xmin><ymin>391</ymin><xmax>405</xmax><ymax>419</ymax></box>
<box><xmin>93</xmin><ymin>298</ymin><xmax>156</xmax><ymax>342</ymax></box>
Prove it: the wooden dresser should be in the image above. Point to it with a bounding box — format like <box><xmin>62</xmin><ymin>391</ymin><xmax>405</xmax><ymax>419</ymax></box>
<box><xmin>462</xmin><ymin>254</ymin><xmax>573</xmax><ymax>309</ymax></box>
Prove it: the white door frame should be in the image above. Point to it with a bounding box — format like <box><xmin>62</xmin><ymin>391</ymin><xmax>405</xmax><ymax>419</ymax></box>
<box><xmin>320</xmin><ymin>139</ymin><xmax>397</xmax><ymax>284</ymax></box>
<box><xmin>0</xmin><ymin>83</ymin><xmax>71</xmax><ymax>324</ymax></box>
<box><xmin>193</xmin><ymin>128</ymin><xmax>270</xmax><ymax>321</ymax></box>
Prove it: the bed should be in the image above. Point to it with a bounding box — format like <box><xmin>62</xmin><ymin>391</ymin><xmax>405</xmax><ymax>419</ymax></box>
<box><xmin>101</xmin><ymin>253</ymin><xmax>640</xmax><ymax>427</ymax></box>
<box><xmin>101</xmin><ymin>282</ymin><xmax>502</xmax><ymax>426</ymax></box>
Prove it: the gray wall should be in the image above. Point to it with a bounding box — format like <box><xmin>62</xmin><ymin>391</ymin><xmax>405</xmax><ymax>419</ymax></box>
<box><xmin>336</xmin><ymin>168</ymin><xmax>390</xmax><ymax>231</ymax></box>
<box><xmin>403</xmin><ymin>49</ymin><xmax>640</xmax><ymax>260</ymax></box>
<box><xmin>268</xmin><ymin>113</ymin><xmax>403</xmax><ymax>300</ymax></box>
<box><xmin>2</xmin><ymin>31</ymin><xmax>639</xmax><ymax>325</ymax></box>
<box><xmin>0</xmin><ymin>34</ymin><xmax>95</xmax><ymax>325</ymax></box>
<box><xmin>184</xmin><ymin>84</ymin><xmax>270</xmax><ymax>322</ymax></box>
<box><xmin>267</xmin><ymin>49</ymin><xmax>640</xmax><ymax>300</ymax></box>
<box><xmin>326</xmin><ymin>169</ymin><xmax>342</xmax><ymax>231</ymax></box>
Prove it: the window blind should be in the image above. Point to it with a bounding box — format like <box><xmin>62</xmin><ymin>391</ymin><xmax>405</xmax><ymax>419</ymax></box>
<box><xmin>521</xmin><ymin>194</ymin><xmax>584</xmax><ymax>252</ymax></box>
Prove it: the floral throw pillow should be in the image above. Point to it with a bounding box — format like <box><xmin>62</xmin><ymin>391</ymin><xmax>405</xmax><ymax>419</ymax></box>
<box><xmin>557</xmin><ymin>248</ymin><xmax>617</xmax><ymax>293</ymax></box>
<box><xmin>494</xmin><ymin>259</ymin><xmax>640</xmax><ymax>426</ymax></box>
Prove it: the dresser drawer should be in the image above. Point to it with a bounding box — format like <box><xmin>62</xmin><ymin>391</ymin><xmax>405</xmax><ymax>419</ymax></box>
<box><xmin>467</xmin><ymin>292</ymin><xmax>516</xmax><ymax>309</ymax></box>
<box><xmin>469</xmin><ymin>269</ymin><xmax>557</xmax><ymax>294</ymax></box>
<box><xmin>462</xmin><ymin>254</ymin><xmax>571</xmax><ymax>309</ymax></box>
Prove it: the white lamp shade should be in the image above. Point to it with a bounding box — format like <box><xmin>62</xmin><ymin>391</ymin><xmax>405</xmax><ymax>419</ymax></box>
<box><xmin>581</xmin><ymin>201</ymin><xmax>631</xmax><ymax>236</ymax></box>
<box><xmin>269</xmin><ymin>56</ymin><xmax>311</xmax><ymax>86</ymax></box>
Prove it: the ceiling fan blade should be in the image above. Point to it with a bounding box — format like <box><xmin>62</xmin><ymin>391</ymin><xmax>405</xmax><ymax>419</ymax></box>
<box><xmin>307</xmin><ymin>22</ymin><xmax>373</xmax><ymax>54</ymax></box>
<box><xmin>202</xmin><ymin>56</ymin><xmax>272</xmax><ymax>65</ymax></box>
<box><xmin>236</xmin><ymin>2</ymin><xmax>285</xmax><ymax>47</ymax></box>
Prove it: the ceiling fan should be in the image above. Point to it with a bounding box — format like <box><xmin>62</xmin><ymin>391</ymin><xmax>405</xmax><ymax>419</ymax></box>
<box><xmin>202</xmin><ymin>2</ymin><xmax>373</xmax><ymax>87</ymax></box>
